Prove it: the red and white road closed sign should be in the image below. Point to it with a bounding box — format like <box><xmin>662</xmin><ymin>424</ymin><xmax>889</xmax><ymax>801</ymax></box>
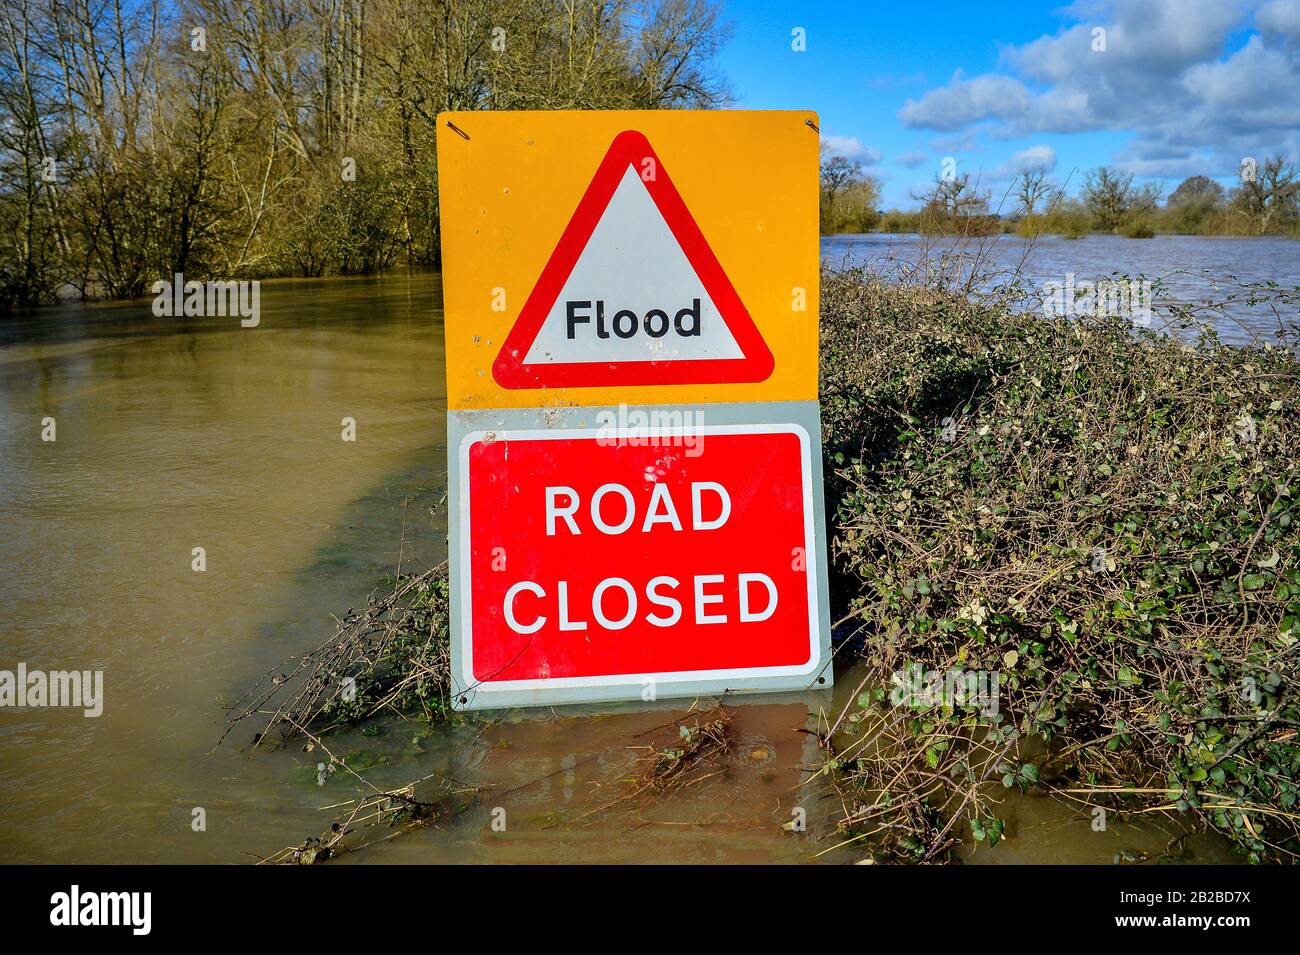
<box><xmin>438</xmin><ymin>111</ymin><xmax>827</xmax><ymax>709</ymax></box>
<box><xmin>454</xmin><ymin>424</ymin><xmax>823</xmax><ymax>702</ymax></box>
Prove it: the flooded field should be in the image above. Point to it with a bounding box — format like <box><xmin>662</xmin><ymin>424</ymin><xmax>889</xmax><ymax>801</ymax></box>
<box><xmin>0</xmin><ymin>266</ymin><xmax>1241</xmax><ymax>863</ymax></box>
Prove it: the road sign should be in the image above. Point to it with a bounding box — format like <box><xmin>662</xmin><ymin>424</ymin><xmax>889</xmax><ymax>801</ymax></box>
<box><xmin>438</xmin><ymin>111</ymin><xmax>829</xmax><ymax>710</ymax></box>
<box><xmin>447</xmin><ymin>405</ymin><xmax>832</xmax><ymax>709</ymax></box>
<box><xmin>436</xmin><ymin>110</ymin><xmax>819</xmax><ymax>410</ymax></box>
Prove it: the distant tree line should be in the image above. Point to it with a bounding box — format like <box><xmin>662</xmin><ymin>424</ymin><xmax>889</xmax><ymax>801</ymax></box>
<box><xmin>820</xmin><ymin>153</ymin><xmax>1300</xmax><ymax>239</ymax></box>
<box><xmin>0</xmin><ymin>0</ymin><xmax>729</xmax><ymax>309</ymax></box>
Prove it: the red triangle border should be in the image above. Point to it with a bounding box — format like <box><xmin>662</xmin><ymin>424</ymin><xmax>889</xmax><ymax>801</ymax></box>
<box><xmin>492</xmin><ymin>130</ymin><xmax>775</xmax><ymax>390</ymax></box>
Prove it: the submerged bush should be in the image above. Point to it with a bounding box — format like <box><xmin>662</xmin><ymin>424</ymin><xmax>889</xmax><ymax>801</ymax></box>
<box><xmin>227</xmin><ymin>563</ymin><xmax>453</xmax><ymax>748</ymax></box>
<box><xmin>1120</xmin><ymin>216</ymin><xmax>1157</xmax><ymax>238</ymax></box>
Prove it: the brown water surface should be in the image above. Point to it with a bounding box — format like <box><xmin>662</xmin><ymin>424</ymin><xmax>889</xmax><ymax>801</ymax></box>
<box><xmin>0</xmin><ymin>270</ymin><xmax>1236</xmax><ymax>863</ymax></box>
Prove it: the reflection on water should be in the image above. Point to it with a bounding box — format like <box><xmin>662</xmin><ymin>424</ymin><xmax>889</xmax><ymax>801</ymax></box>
<box><xmin>0</xmin><ymin>269</ymin><xmax>1238</xmax><ymax>863</ymax></box>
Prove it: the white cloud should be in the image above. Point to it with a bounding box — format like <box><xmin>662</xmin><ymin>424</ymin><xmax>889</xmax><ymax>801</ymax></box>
<box><xmin>976</xmin><ymin>145</ymin><xmax>1060</xmax><ymax>183</ymax></box>
<box><xmin>1257</xmin><ymin>0</ymin><xmax>1300</xmax><ymax>44</ymax></box>
<box><xmin>930</xmin><ymin>129</ymin><xmax>986</xmax><ymax>155</ymax></box>
<box><xmin>1014</xmin><ymin>0</ymin><xmax>1242</xmax><ymax>82</ymax></box>
<box><xmin>821</xmin><ymin>135</ymin><xmax>883</xmax><ymax>166</ymax></box>
<box><xmin>897</xmin><ymin>0</ymin><xmax>1300</xmax><ymax>176</ymax></box>
<box><xmin>1184</xmin><ymin>34</ymin><xmax>1300</xmax><ymax>126</ymax></box>
<box><xmin>1016</xmin><ymin>144</ymin><xmax>1057</xmax><ymax>171</ymax></box>
<box><xmin>899</xmin><ymin>72</ymin><xmax>1031</xmax><ymax>131</ymax></box>
<box><xmin>1009</xmin><ymin>144</ymin><xmax>1058</xmax><ymax>173</ymax></box>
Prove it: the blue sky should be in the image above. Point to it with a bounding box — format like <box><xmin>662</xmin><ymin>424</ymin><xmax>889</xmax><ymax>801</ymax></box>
<box><xmin>715</xmin><ymin>0</ymin><xmax>1300</xmax><ymax>208</ymax></box>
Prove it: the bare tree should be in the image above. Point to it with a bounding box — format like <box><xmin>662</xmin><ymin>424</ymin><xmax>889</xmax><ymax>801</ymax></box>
<box><xmin>820</xmin><ymin>154</ymin><xmax>861</xmax><ymax>229</ymax></box>
<box><xmin>0</xmin><ymin>0</ymin><xmax>68</xmax><ymax>304</ymax></box>
<box><xmin>0</xmin><ymin>0</ymin><xmax>736</xmax><ymax>306</ymax></box>
<box><xmin>917</xmin><ymin>171</ymin><xmax>989</xmax><ymax>219</ymax></box>
<box><xmin>1015</xmin><ymin>168</ymin><xmax>1055</xmax><ymax>218</ymax></box>
<box><xmin>1235</xmin><ymin>155</ymin><xmax>1300</xmax><ymax>235</ymax></box>
<box><xmin>631</xmin><ymin>0</ymin><xmax>732</xmax><ymax>108</ymax></box>
<box><xmin>1168</xmin><ymin>175</ymin><xmax>1224</xmax><ymax>207</ymax></box>
<box><xmin>1082</xmin><ymin>166</ymin><xmax>1134</xmax><ymax>233</ymax></box>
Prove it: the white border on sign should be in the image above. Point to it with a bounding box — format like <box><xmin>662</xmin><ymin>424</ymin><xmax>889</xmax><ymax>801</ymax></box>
<box><xmin>457</xmin><ymin>422</ymin><xmax>822</xmax><ymax>695</ymax></box>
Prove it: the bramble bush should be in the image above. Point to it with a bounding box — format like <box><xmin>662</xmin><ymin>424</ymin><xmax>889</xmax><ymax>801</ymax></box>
<box><xmin>820</xmin><ymin>266</ymin><xmax>1299</xmax><ymax>862</ymax></box>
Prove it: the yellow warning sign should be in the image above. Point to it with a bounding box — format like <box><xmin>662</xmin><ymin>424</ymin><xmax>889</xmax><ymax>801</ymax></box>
<box><xmin>436</xmin><ymin>110</ymin><xmax>819</xmax><ymax>411</ymax></box>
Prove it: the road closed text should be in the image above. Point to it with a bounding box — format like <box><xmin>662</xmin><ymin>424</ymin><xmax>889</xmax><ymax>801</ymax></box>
<box><xmin>504</xmin><ymin>480</ymin><xmax>776</xmax><ymax>633</ymax></box>
<box><xmin>505</xmin><ymin>572</ymin><xmax>778</xmax><ymax>633</ymax></box>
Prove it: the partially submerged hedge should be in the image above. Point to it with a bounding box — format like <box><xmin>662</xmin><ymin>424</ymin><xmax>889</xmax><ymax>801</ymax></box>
<box><xmin>820</xmin><ymin>267</ymin><xmax>1300</xmax><ymax>862</ymax></box>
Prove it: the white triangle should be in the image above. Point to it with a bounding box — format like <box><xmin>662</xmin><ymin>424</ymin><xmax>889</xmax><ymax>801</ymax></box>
<box><xmin>523</xmin><ymin>166</ymin><xmax>744</xmax><ymax>366</ymax></box>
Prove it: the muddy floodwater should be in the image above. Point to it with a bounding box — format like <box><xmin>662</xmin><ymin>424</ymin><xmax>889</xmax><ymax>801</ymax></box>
<box><xmin>0</xmin><ymin>267</ymin><xmax>1239</xmax><ymax>863</ymax></box>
